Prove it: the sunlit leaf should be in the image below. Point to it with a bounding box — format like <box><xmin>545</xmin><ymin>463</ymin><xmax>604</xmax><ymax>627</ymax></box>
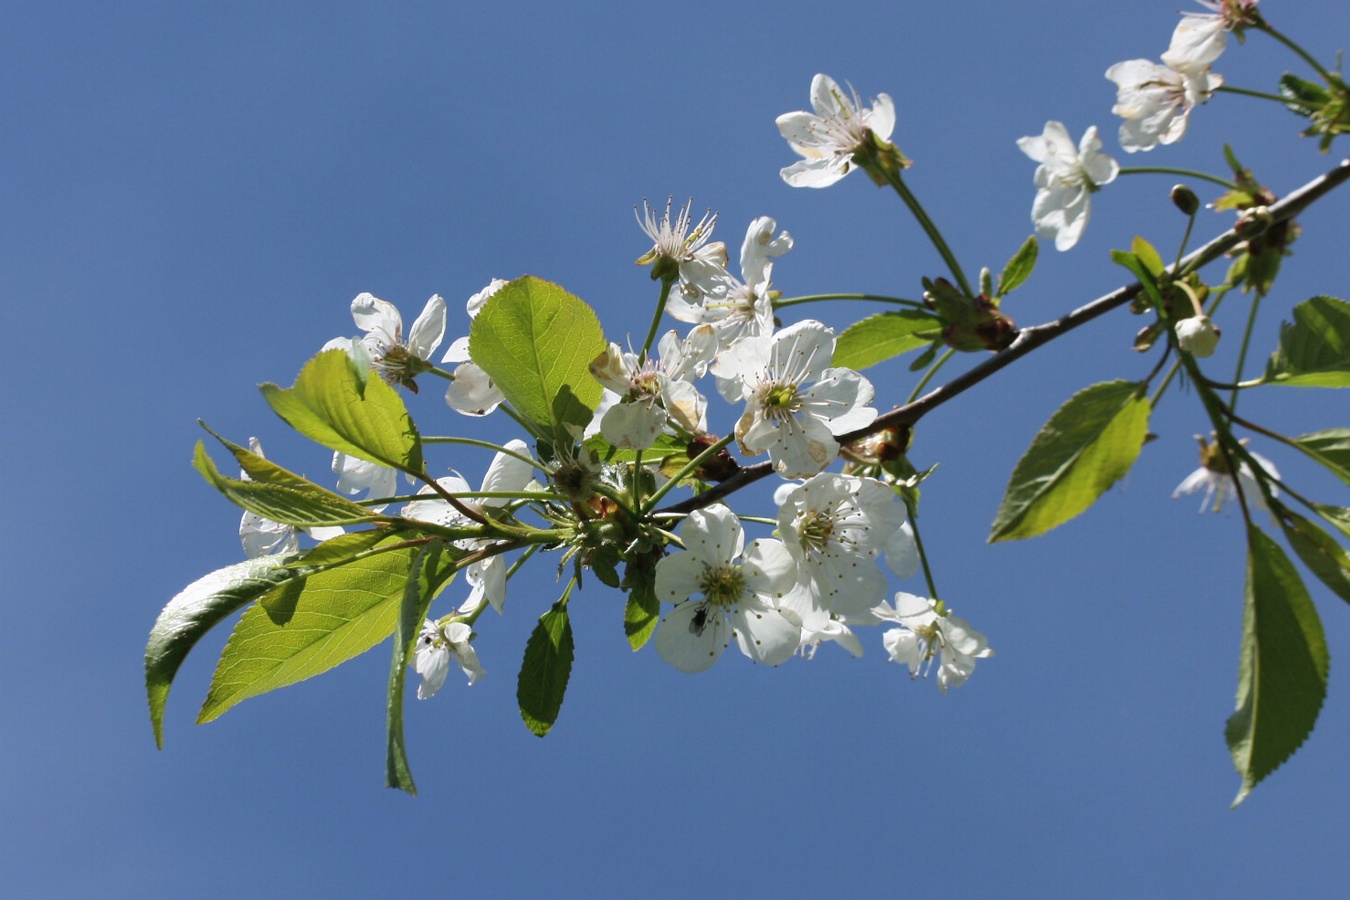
<box><xmin>1278</xmin><ymin>507</ymin><xmax>1350</xmax><ymax>604</ymax></box>
<box><xmin>832</xmin><ymin>310</ymin><xmax>940</xmax><ymax>370</ymax></box>
<box><xmin>386</xmin><ymin>540</ymin><xmax>451</xmax><ymax>795</ymax></box>
<box><xmin>260</xmin><ymin>348</ymin><xmax>423</xmax><ymax>470</ymax></box>
<box><xmin>990</xmin><ymin>381</ymin><xmax>1150</xmax><ymax>541</ymax></box>
<box><xmin>1291</xmin><ymin>429</ymin><xmax>1350</xmax><ymax>487</ymax></box>
<box><xmin>1266</xmin><ymin>296</ymin><xmax>1350</xmax><ymax>387</ymax></box>
<box><xmin>193</xmin><ymin>440</ymin><xmax>379</xmax><ymax>528</ymax></box>
<box><xmin>470</xmin><ymin>276</ymin><xmax>605</xmax><ymax>437</ymax></box>
<box><xmin>997</xmin><ymin>235</ymin><xmax>1038</xmax><ymax>297</ymax></box>
<box><xmin>1227</xmin><ymin>527</ymin><xmax>1328</xmax><ymax>806</ymax></box>
<box><xmin>146</xmin><ymin>556</ymin><xmax>302</xmax><ymax>748</ymax></box>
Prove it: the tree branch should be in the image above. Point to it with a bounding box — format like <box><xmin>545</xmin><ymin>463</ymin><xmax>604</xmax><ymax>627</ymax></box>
<box><xmin>657</xmin><ymin>158</ymin><xmax>1350</xmax><ymax>517</ymax></box>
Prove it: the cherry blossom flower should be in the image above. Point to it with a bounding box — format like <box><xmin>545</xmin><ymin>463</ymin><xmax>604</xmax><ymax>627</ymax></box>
<box><xmin>588</xmin><ymin>327</ymin><xmax>718</xmax><ymax>449</ymax></box>
<box><xmin>666</xmin><ymin>216</ymin><xmax>793</xmax><ymax>348</ymax></box>
<box><xmin>1173</xmin><ymin>435</ymin><xmax>1279</xmax><ymax>513</ymax></box>
<box><xmin>413</xmin><ymin>619</ymin><xmax>484</xmax><ymax>699</ymax></box>
<box><xmin>326</xmin><ymin>293</ymin><xmax>446</xmax><ymax>391</ymax></box>
<box><xmin>1105</xmin><ymin>59</ymin><xmax>1223</xmax><ymax>152</ymax></box>
<box><xmin>653</xmin><ymin>506</ymin><xmax>800</xmax><ymax>673</ymax></box>
<box><xmin>634</xmin><ymin>197</ymin><xmax>728</xmax><ymax>302</ymax></box>
<box><xmin>774</xmin><ymin>473</ymin><xmax>913</xmax><ymax>626</ymax></box>
<box><xmin>777</xmin><ymin>74</ymin><xmax>899</xmax><ymax>188</ymax></box>
<box><xmin>331</xmin><ymin>453</ymin><xmax>398</xmax><ymax>512</ymax></box>
<box><xmin>1162</xmin><ymin>1</ymin><xmax>1261</xmax><ymax>68</ymax></box>
<box><xmin>712</xmin><ymin>320</ymin><xmax>876</xmax><ymax>478</ymax></box>
<box><xmin>442</xmin><ymin>279</ymin><xmax>507</xmax><ymax>417</ymax></box>
<box><xmin>1016</xmin><ymin>122</ymin><xmax>1119</xmax><ymax>251</ymax></box>
<box><xmin>875</xmin><ymin>593</ymin><xmax>993</xmax><ymax>693</ymax></box>
<box><xmin>1175</xmin><ymin>315</ymin><xmax>1221</xmax><ymax>357</ymax></box>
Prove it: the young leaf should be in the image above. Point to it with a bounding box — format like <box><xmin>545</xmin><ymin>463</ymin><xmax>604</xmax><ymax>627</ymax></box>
<box><xmin>622</xmin><ymin>551</ymin><xmax>662</xmax><ymax>651</ymax></box>
<box><xmin>1131</xmin><ymin>236</ymin><xmax>1165</xmax><ymax>277</ymax></box>
<box><xmin>1291</xmin><ymin>429</ymin><xmax>1350</xmax><ymax>487</ymax></box>
<box><xmin>386</xmin><ymin>540</ymin><xmax>450</xmax><ymax>796</ymax></box>
<box><xmin>1227</xmin><ymin>527</ymin><xmax>1329</xmax><ymax>806</ymax></box>
<box><xmin>517</xmin><ymin>595</ymin><xmax>575</xmax><ymax>737</ymax></box>
<box><xmin>990</xmin><ymin>381</ymin><xmax>1150</xmax><ymax>542</ymax></box>
<box><xmin>469</xmin><ymin>276</ymin><xmax>605</xmax><ymax>437</ymax></box>
<box><xmin>193</xmin><ymin>441</ymin><xmax>379</xmax><ymax>528</ymax></box>
<box><xmin>260</xmin><ymin>348</ymin><xmax>423</xmax><ymax>471</ymax></box>
<box><xmin>832</xmin><ymin>310</ymin><xmax>941</xmax><ymax>370</ymax></box>
<box><xmin>997</xmin><ymin>235</ymin><xmax>1038</xmax><ymax>297</ymax></box>
<box><xmin>1266</xmin><ymin>296</ymin><xmax>1350</xmax><ymax>387</ymax></box>
<box><xmin>1110</xmin><ymin>250</ymin><xmax>1163</xmax><ymax>308</ymax></box>
<box><xmin>198</xmin><ymin>537</ymin><xmax>433</xmax><ymax>723</ymax></box>
<box><xmin>146</xmin><ymin>556</ymin><xmax>303</xmax><ymax>748</ymax></box>
<box><xmin>1278</xmin><ymin>508</ymin><xmax>1350</xmax><ymax>604</ymax></box>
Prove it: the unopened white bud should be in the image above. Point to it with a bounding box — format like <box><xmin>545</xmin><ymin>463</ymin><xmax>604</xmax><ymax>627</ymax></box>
<box><xmin>1175</xmin><ymin>315</ymin><xmax>1220</xmax><ymax>357</ymax></box>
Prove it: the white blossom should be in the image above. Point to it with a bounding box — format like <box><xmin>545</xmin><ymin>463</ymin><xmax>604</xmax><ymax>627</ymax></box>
<box><xmin>238</xmin><ymin>438</ymin><xmax>344</xmax><ymax>558</ymax></box>
<box><xmin>414</xmin><ymin>619</ymin><xmax>484</xmax><ymax>698</ymax></box>
<box><xmin>875</xmin><ymin>593</ymin><xmax>993</xmax><ymax>693</ymax></box>
<box><xmin>1016</xmin><ymin>122</ymin><xmax>1119</xmax><ymax>251</ymax></box>
<box><xmin>712</xmin><ymin>320</ymin><xmax>876</xmax><ymax>478</ymax></box>
<box><xmin>1105</xmin><ymin>59</ymin><xmax>1222</xmax><ymax>152</ymax></box>
<box><xmin>326</xmin><ymin>293</ymin><xmax>446</xmax><ymax>390</ymax></box>
<box><xmin>775</xmin><ymin>473</ymin><xmax>913</xmax><ymax>626</ymax></box>
<box><xmin>1175</xmin><ymin>315</ymin><xmax>1220</xmax><ymax>357</ymax></box>
<box><xmin>666</xmin><ymin>216</ymin><xmax>793</xmax><ymax>348</ymax></box>
<box><xmin>635</xmin><ymin>197</ymin><xmax>729</xmax><ymax>303</ymax></box>
<box><xmin>1162</xmin><ymin>1</ymin><xmax>1261</xmax><ymax>68</ymax></box>
<box><xmin>442</xmin><ymin>279</ymin><xmax>508</xmax><ymax>416</ymax></box>
<box><xmin>588</xmin><ymin>326</ymin><xmax>718</xmax><ymax>449</ymax></box>
<box><xmin>653</xmin><ymin>506</ymin><xmax>800</xmax><ymax>673</ymax></box>
<box><xmin>331</xmin><ymin>453</ymin><xmax>398</xmax><ymax>512</ymax></box>
<box><xmin>1173</xmin><ymin>436</ymin><xmax>1279</xmax><ymax>513</ymax></box>
<box><xmin>777</xmin><ymin>74</ymin><xmax>896</xmax><ymax>188</ymax></box>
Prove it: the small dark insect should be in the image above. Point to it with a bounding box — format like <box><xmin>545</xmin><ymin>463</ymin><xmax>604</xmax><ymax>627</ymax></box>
<box><xmin>689</xmin><ymin>605</ymin><xmax>712</xmax><ymax>636</ymax></box>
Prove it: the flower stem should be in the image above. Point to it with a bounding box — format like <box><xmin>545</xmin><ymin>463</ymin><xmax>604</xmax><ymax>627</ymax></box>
<box><xmin>774</xmin><ymin>293</ymin><xmax>927</xmax><ymax>311</ymax></box>
<box><xmin>907</xmin><ymin>348</ymin><xmax>956</xmax><ymax>404</ymax></box>
<box><xmin>640</xmin><ymin>276</ymin><xmax>677</xmax><ymax>361</ymax></box>
<box><xmin>883</xmin><ymin>170</ymin><xmax>974</xmax><ymax>297</ymax></box>
<box><xmin>1228</xmin><ymin>293</ymin><xmax>1263</xmax><ymax>411</ymax></box>
<box><xmin>1258</xmin><ymin>21</ymin><xmax>1335</xmax><ymax>82</ymax></box>
<box><xmin>1118</xmin><ymin>166</ymin><xmax>1237</xmax><ymax>191</ymax></box>
<box><xmin>1215</xmin><ymin>84</ymin><xmax>1294</xmax><ymax>105</ymax></box>
<box><xmin>903</xmin><ymin>495</ymin><xmax>939</xmax><ymax>601</ymax></box>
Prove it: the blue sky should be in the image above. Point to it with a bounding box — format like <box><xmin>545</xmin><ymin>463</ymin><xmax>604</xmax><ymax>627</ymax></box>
<box><xmin>5</xmin><ymin>1</ymin><xmax>1350</xmax><ymax>896</ymax></box>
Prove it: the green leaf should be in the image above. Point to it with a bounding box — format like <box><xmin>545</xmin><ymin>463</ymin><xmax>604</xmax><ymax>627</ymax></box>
<box><xmin>832</xmin><ymin>311</ymin><xmax>941</xmax><ymax>370</ymax></box>
<box><xmin>1227</xmin><ymin>526</ymin><xmax>1329</xmax><ymax>806</ymax></box>
<box><xmin>990</xmin><ymin>381</ymin><xmax>1150</xmax><ymax>542</ymax></box>
<box><xmin>997</xmin><ymin>235</ymin><xmax>1038</xmax><ymax>297</ymax></box>
<box><xmin>1291</xmin><ymin>428</ymin><xmax>1350</xmax><ymax>487</ymax></box>
<box><xmin>517</xmin><ymin>594</ymin><xmax>575</xmax><ymax>737</ymax></box>
<box><xmin>1131</xmin><ymin>236</ymin><xmax>1165</xmax><ymax>277</ymax></box>
<box><xmin>1279</xmin><ymin>72</ymin><xmax>1331</xmax><ymax>119</ymax></box>
<box><xmin>907</xmin><ymin>341</ymin><xmax>939</xmax><ymax>372</ymax></box>
<box><xmin>1110</xmin><ymin>250</ymin><xmax>1163</xmax><ymax>308</ymax></box>
<box><xmin>622</xmin><ymin>551</ymin><xmax>662</xmax><ymax>651</ymax></box>
<box><xmin>193</xmin><ymin>440</ymin><xmax>380</xmax><ymax>528</ymax></box>
<box><xmin>284</xmin><ymin>529</ymin><xmax>394</xmax><ymax>569</ymax></box>
<box><xmin>1314</xmin><ymin>504</ymin><xmax>1350</xmax><ymax>541</ymax></box>
<box><xmin>469</xmin><ymin>276</ymin><xmax>605</xmax><ymax>437</ymax></box>
<box><xmin>146</xmin><ymin>556</ymin><xmax>303</xmax><ymax>748</ymax></box>
<box><xmin>1266</xmin><ymin>296</ymin><xmax>1350</xmax><ymax>386</ymax></box>
<box><xmin>260</xmin><ymin>348</ymin><xmax>423</xmax><ymax>470</ymax></box>
<box><xmin>386</xmin><ymin>540</ymin><xmax>450</xmax><ymax>795</ymax></box>
<box><xmin>1279</xmin><ymin>508</ymin><xmax>1350</xmax><ymax>604</ymax></box>
<box><xmin>198</xmin><ymin>536</ymin><xmax>435</xmax><ymax>723</ymax></box>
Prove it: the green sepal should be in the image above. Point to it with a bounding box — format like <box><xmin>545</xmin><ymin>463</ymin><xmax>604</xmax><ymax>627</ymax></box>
<box><xmin>1227</xmin><ymin>526</ymin><xmax>1329</xmax><ymax>806</ymax></box>
<box><xmin>386</xmin><ymin>540</ymin><xmax>451</xmax><ymax>795</ymax></box>
<box><xmin>260</xmin><ymin>348</ymin><xmax>423</xmax><ymax>471</ymax></box>
<box><xmin>517</xmin><ymin>591</ymin><xmax>575</xmax><ymax>737</ymax></box>
<box><xmin>832</xmin><ymin>310</ymin><xmax>941</xmax><ymax>370</ymax></box>
<box><xmin>1266</xmin><ymin>296</ymin><xmax>1350</xmax><ymax>387</ymax></box>
<box><xmin>146</xmin><ymin>555</ymin><xmax>303</xmax><ymax>748</ymax></box>
<box><xmin>192</xmin><ymin>437</ymin><xmax>380</xmax><ymax>528</ymax></box>
<box><xmin>996</xmin><ymin>235</ymin><xmax>1038</xmax><ymax>297</ymax></box>
<box><xmin>990</xmin><ymin>381</ymin><xmax>1150</xmax><ymax>542</ymax></box>
<box><xmin>197</xmin><ymin>534</ymin><xmax>451</xmax><ymax>724</ymax></box>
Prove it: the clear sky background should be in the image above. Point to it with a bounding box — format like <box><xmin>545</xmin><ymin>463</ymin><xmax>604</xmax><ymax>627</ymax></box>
<box><xmin>5</xmin><ymin>1</ymin><xmax>1350</xmax><ymax>896</ymax></box>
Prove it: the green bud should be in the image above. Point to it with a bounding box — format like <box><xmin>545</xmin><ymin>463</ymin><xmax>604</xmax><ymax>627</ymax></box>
<box><xmin>1170</xmin><ymin>184</ymin><xmax>1200</xmax><ymax>216</ymax></box>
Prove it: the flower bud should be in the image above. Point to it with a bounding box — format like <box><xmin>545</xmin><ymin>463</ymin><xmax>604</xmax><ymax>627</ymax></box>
<box><xmin>1175</xmin><ymin>315</ymin><xmax>1220</xmax><ymax>357</ymax></box>
<box><xmin>1235</xmin><ymin>206</ymin><xmax>1273</xmax><ymax>239</ymax></box>
<box><xmin>1170</xmin><ymin>184</ymin><xmax>1200</xmax><ymax>216</ymax></box>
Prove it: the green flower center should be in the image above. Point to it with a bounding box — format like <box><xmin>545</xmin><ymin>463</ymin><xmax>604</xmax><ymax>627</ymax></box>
<box><xmin>796</xmin><ymin>509</ymin><xmax>835</xmax><ymax>553</ymax></box>
<box><xmin>698</xmin><ymin>564</ymin><xmax>746</xmax><ymax>607</ymax></box>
